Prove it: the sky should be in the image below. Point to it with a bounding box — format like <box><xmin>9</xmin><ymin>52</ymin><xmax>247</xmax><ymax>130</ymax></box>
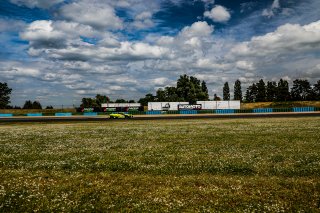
<box><xmin>0</xmin><ymin>0</ymin><xmax>320</xmax><ymax>107</ymax></box>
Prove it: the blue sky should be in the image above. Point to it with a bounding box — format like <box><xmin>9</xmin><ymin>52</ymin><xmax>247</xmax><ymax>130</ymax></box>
<box><xmin>0</xmin><ymin>0</ymin><xmax>320</xmax><ymax>107</ymax></box>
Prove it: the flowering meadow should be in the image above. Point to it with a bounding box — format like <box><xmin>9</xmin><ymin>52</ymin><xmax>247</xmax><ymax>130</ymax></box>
<box><xmin>0</xmin><ymin>117</ymin><xmax>320</xmax><ymax>212</ymax></box>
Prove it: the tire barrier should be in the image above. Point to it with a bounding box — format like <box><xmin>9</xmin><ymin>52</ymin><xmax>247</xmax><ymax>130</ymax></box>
<box><xmin>253</xmin><ymin>108</ymin><xmax>273</xmax><ymax>113</ymax></box>
<box><xmin>27</xmin><ymin>113</ymin><xmax>42</xmax><ymax>116</ymax></box>
<box><xmin>55</xmin><ymin>113</ymin><xmax>72</xmax><ymax>116</ymax></box>
<box><xmin>146</xmin><ymin>111</ymin><xmax>162</xmax><ymax>115</ymax></box>
<box><xmin>180</xmin><ymin>110</ymin><xmax>198</xmax><ymax>114</ymax></box>
<box><xmin>0</xmin><ymin>114</ymin><xmax>13</xmax><ymax>117</ymax></box>
<box><xmin>215</xmin><ymin>109</ymin><xmax>235</xmax><ymax>114</ymax></box>
<box><xmin>293</xmin><ymin>107</ymin><xmax>315</xmax><ymax>112</ymax></box>
<box><xmin>83</xmin><ymin>112</ymin><xmax>98</xmax><ymax>116</ymax></box>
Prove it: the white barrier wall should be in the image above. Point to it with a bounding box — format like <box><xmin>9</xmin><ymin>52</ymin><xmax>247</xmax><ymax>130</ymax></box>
<box><xmin>197</xmin><ymin>101</ymin><xmax>215</xmax><ymax>109</ymax></box>
<box><xmin>228</xmin><ymin>101</ymin><xmax>241</xmax><ymax>109</ymax></box>
<box><xmin>101</xmin><ymin>103</ymin><xmax>141</xmax><ymax>108</ymax></box>
<box><xmin>196</xmin><ymin>101</ymin><xmax>240</xmax><ymax>109</ymax></box>
<box><xmin>148</xmin><ymin>102</ymin><xmax>189</xmax><ymax>111</ymax></box>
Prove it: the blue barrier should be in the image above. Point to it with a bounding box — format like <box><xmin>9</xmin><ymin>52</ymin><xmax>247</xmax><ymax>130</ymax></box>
<box><xmin>83</xmin><ymin>112</ymin><xmax>98</xmax><ymax>116</ymax></box>
<box><xmin>146</xmin><ymin>111</ymin><xmax>162</xmax><ymax>115</ymax></box>
<box><xmin>293</xmin><ymin>107</ymin><xmax>315</xmax><ymax>112</ymax></box>
<box><xmin>0</xmin><ymin>114</ymin><xmax>13</xmax><ymax>117</ymax></box>
<box><xmin>253</xmin><ymin>108</ymin><xmax>273</xmax><ymax>113</ymax></box>
<box><xmin>27</xmin><ymin>113</ymin><xmax>42</xmax><ymax>116</ymax></box>
<box><xmin>215</xmin><ymin>109</ymin><xmax>235</xmax><ymax>114</ymax></box>
<box><xmin>180</xmin><ymin>110</ymin><xmax>198</xmax><ymax>114</ymax></box>
<box><xmin>55</xmin><ymin>113</ymin><xmax>72</xmax><ymax>116</ymax></box>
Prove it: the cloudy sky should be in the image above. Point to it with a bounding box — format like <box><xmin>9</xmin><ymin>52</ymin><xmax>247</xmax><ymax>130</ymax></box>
<box><xmin>1</xmin><ymin>0</ymin><xmax>320</xmax><ymax>106</ymax></box>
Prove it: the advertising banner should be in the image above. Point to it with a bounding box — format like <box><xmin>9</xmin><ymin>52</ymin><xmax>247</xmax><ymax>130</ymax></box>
<box><xmin>101</xmin><ymin>103</ymin><xmax>141</xmax><ymax>108</ymax></box>
<box><xmin>196</xmin><ymin>101</ymin><xmax>240</xmax><ymax>109</ymax></box>
<box><xmin>178</xmin><ymin>104</ymin><xmax>202</xmax><ymax>110</ymax></box>
<box><xmin>148</xmin><ymin>102</ymin><xmax>189</xmax><ymax>111</ymax></box>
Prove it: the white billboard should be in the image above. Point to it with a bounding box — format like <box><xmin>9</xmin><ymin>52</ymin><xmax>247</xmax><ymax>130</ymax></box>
<box><xmin>216</xmin><ymin>101</ymin><xmax>229</xmax><ymax>109</ymax></box>
<box><xmin>196</xmin><ymin>101</ymin><xmax>240</xmax><ymax>109</ymax></box>
<box><xmin>228</xmin><ymin>101</ymin><xmax>241</xmax><ymax>109</ymax></box>
<box><xmin>101</xmin><ymin>103</ymin><xmax>141</xmax><ymax>108</ymax></box>
<box><xmin>148</xmin><ymin>102</ymin><xmax>189</xmax><ymax>111</ymax></box>
<box><xmin>197</xmin><ymin>101</ymin><xmax>216</xmax><ymax>109</ymax></box>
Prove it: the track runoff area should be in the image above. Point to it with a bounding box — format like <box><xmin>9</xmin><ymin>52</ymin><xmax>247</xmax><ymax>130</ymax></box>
<box><xmin>1</xmin><ymin>112</ymin><xmax>320</xmax><ymax>123</ymax></box>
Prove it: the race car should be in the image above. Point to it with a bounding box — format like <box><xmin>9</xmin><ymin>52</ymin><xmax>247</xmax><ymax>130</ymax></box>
<box><xmin>109</xmin><ymin>112</ymin><xmax>133</xmax><ymax>119</ymax></box>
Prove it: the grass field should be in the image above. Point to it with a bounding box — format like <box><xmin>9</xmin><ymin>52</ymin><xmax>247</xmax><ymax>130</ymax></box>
<box><xmin>0</xmin><ymin>117</ymin><xmax>320</xmax><ymax>212</ymax></box>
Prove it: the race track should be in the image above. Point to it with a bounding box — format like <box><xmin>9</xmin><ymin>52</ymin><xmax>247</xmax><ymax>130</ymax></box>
<box><xmin>1</xmin><ymin>112</ymin><xmax>320</xmax><ymax>123</ymax></box>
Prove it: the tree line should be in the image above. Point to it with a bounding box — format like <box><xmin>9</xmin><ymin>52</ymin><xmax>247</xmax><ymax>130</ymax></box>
<box><xmin>241</xmin><ymin>79</ymin><xmax>320</xmax><ymax>103</ymax></box>
<box><xmin>1</xmin><ymin>78</ymin><xmax>320</xmax><ymax>109</ymax></box>
<box><xmin>80</xmin><ymin>95</ymin><xmax>136</xmax><ymax>108</ymax></box>
<box><xmin>138</xmin><ymin>74</ymin><xmax>209</xmax><ymax>106</ymax></box>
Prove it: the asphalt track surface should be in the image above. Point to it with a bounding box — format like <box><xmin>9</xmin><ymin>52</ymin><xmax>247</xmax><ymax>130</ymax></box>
<box><xmin>0</xmin><ymin>112</ymin><xmax>320</xmax><ymax>123</ymax></box>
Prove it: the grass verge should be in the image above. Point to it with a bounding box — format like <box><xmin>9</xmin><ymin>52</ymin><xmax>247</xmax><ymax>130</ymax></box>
<box><xmin>0</xmin><ymin>118</ymin><xmax>320</xmax><ymax>211</ymax></box>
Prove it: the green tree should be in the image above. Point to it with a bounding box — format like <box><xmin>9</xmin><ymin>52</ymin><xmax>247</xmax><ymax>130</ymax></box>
<box><xmin>96</xmin><ymin>94</ymin><xmax>109</xmax><ymax>106</ymax></box>
<box><xmin>164</xmin><ymin>87</ymin><xmax>181</xmax><ymax>102</ymax></box>
<box><xmin>213</xmin><ymin>94</ymin><xmax>221</xmax><ymax>101</ymax></box>
<box><xmin>276</xmin><ymin>79</ymin><xmax>290</xmax><ymax>101</ymax></box>
<box><xmin>234</xmin><ymin>79</ymin><xmax>242</xmax><ymax>101</ymax></box>
<box><xmin>256</xmin><ymin>79</ymin><xmax>266</xmax><ymax>102</ymax></box>
<box><xmin>0</xmin><ymin>82</ymin><xmax>12</xmax><ymax>109</ymax></box>
<box><xmin>290</xmin><ymin>79</ymin><xmax>312</xmax><ymax>101</ymax></box>
<box><xmin>142</xmin><ymin>75</ymin><xmax>209</xmax><ymax>104</ymax></box>
<box><xmin>245</xmin><ymin>83</ymin><xmax>258</xmax><ymax>102</ymax></box>
<box><xmin>266</xmin><ymin>81</ymin><xmax>277</xmax><ymax>102</ymax></box>
<box><xmin>156</xmin><ymin>88</ymin><xmax>166</xmax><ymax>102</ymax></box>
<box><xmin>314</xmin><ymin>80</ymin><xmax>320</xmax><ymax>100</ymax></box>
<box><xmin>200</xmin><ymin>81</ymin><xmax>209</xmax><ymax>101</ymax></box>
<box><xmin>176</xmin><ymin>74</ymin><xmax>209</xmax><ymax>102</ymax></box>
<box><xmin>115</xmin><ymin>99</ymin><xmax>127</xmax><ymax>103</ymax></box>
<box><xmin>138</xmin><ymin>93</ymin><xmax>155</xmax><ymax>106</ymax></box>
<box><xmin>32</xmin><ymin>101</ymin><xmax>42</xmax><ymax>109</ymax></box>
<box><xmin>81</xmin><ymin>98</ymin><xmax>97</xmax><ymax>108</ymax></box>
<box><xmin>223</xmin><ymin>82</ymin><xmax>230</xmax><ymax>101</ymax></box>
<box><xmin>23</xmin><ymin>100</ymin><xmax>33</xmax><ymax>109</ymax></box>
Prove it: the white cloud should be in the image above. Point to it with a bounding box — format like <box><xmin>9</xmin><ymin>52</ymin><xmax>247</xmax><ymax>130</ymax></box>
<box><xmin>132</xmin><ymin>11</ymin><xmax>154</xmax><ymax>29</ymax></box>
<box><xmin>20</xmin><ymin>20</ymin><xmax>111</xmax><ymax>51</ymax></box>
<box><xmin>152</xmin><ymin>77</ymin><xmax>170</xmax><ymax>86</ymax></box>
<box><xmin>59</xmin><ymin>1</ymin><xmax>123</xmax><ymax>30</ymax></box>
<box><xmin>204</xmin><ymin>5</ymin><xmax>231</xmax><ymax>23</ymax></box>
<box><xmin>262</xmin><ymin>0</ymin><xmax>281</xmax><ymax>18</ymax></box>
<box><xmin>230</xmin><ymin>21</ymin><xmax>320</xmax><ymax>58</ymax></box>
<box><xmin>271</xmin><ymin>0</ymin><xmax>280</xmax><ymax>10</ymax></box>
<box><xmin>236</xmin><ymin>61</ymin><xmax>255</xmax><ymax>71</ymax></box>
<box><xmin>20</xmin><ymin>20</ymin><xmax>67</xmax><ymax>49</ymax></box>
<box><xmin>10</xmin><ymin>0</ymin><xmax>63</xmax><ymax>8</ymax></box>
<box><xmin>0</xmin><ymin>19</ymin><xmax>26</xmax><ymax>32</ymax></box>
<box><xmin>195</xmin><ymin>59</ymin><xmax>231</xmax><ymax>71</ymax></box>
<box><xmin>0</xmin><ymin>66</ymin><xmax>41</xmax><ymax>78</ymax></box>
<box><xmin>180</xmin><ymin>21</ymin><xmax>214</xmax><ymax>38</ymax></box>
<box><xmin>200</xmin><ymin>0</ymin><xmax>215</xmax><ymax>4</ymax></box>
<box><xmin>48</xmin><ymin>42</ymin><xmax>173</xmax><ymax>62</ymax></box>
